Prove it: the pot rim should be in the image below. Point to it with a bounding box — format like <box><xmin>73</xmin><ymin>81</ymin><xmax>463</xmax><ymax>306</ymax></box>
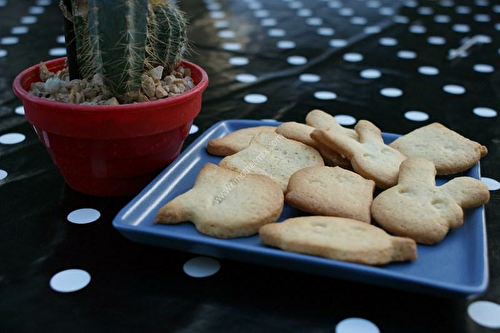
<box><xmin>12</xmin><ymin>57</ymin><xmax>209</xmax><ymax>113</ymax></box>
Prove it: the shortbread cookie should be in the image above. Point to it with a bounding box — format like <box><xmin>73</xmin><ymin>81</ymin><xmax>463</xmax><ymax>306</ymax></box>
<box><xmin>371</xmin><ymin>158</ymin><xmax>490</xmax><ymax>245</ymax></box>
<box><xmin>311</xmin><ymin>120</ymin><xmax>406</xmax><ymax>189</ymax></box>
<box><xmin>389</xmin><ymin>123</ymin><xmax>488</xmax><ymax>175</ymax></box>
<box><xmin>259</xmin><ymin>216</ymin><xmax>417</xmax><ymax>265</ymax></box>
<box><xmin>306</xmin><ymin>109</ymin><xmax>358</xmax><ymax>140</ymax></box>
<box><xmin>286</xmin><ymin>166</ymin><xmax>375</xmax><ymax>223</ymax></box>
<box><xmin>219</xmin><ymin>132</ymin><xmax>324</xmax><ymax>191</ymax></box>
<box><xmin>207</xmin><ymin>126</ymin><xmax>276</xmax><ymax>156</ymax></box>
<box><xmin>156</xmin><ymin>163</ymin><xmax>284</xmax><ymax>238</ymax></box>
<box><xmin>276</xmin><ymin>122</ymin><xmax>350</xmax><ymax>168</ymax></box>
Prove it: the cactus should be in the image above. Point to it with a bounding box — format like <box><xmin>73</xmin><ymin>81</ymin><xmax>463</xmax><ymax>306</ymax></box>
<box><xmin>63</xmin><ymin>0</ymin><xmax>189</xmax><ymax>101</ymax></box>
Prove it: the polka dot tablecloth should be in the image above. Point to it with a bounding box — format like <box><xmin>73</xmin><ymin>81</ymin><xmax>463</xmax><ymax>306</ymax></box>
<box><xmin>1</xmin><ymin>0</ymin><xmax>500</xmax><ymax>332</ymax></box>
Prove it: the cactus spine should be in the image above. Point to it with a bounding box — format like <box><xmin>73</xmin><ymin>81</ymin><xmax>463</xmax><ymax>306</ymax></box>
<box><xmin>66</xmin><ymin>0</ymin><xmax>188</xmax><ymax>101</ymax></box>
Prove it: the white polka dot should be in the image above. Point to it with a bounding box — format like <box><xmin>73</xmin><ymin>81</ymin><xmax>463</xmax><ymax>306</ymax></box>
<box><xmin>236</xmin><ymin>73</ymin><xmax>258</xmax><ymax>83</ymax></box>
<box><xmin>418</xmin><ymin>66</ymin><xmax>439</xmax><ymax>75</ymax></box>
<box><xmin>229</xmin><ymin>57</ymin><xmax>249</xmax><ymax>66</ymax></box>
<box><xmin>11</xmin><ymin>26</ymin><xmax>29</xmax><ymax>35</ymax></box>
<box><xmin>214</xmin><ymin>20</ymin><xmax>230</xmax><ymax>28</ymax></box>
<box><xmin>183</xmin><ymin>257</ymin><xmax>221</xmax><ymax>278</ymax></box>
<box><xmin>222</xmin><ymin>42</ymin><xmax>241</xmax><ymax>51</ymax></box>
<box><xmin>36</xmin><ymin>0</ymin><xmax>52</xmax><ymax>6</ymax></box>
<box><xmin>314</xmin><ymin>91</ymin><xmax>337</xmax><ymax>100</ymax></box>
<box><xmin>306</xmin><ymin>17</ymin><xmax>323</xmax><ymax>26</ymax></box>
<box><xmin>0</xmin><ymin>49</ymin><xmax>7</xmax><ymax>58</ymax></box>
<box><xmin>379</xmin><ymin>37</ymin><xmax>398</xmax><ymax>46</ymax></box>
<box><xmin>189</xmin><ymin>124</ymin><xmax>199</xmax><ymax>134</ymax></box>
<box><xmin>67</xmin><ymin>208</ymin><xmax>100</xmax><ymax>224</ymax></box>
<box><xmin>244</xmin><ymin>93</ymin><xmax>268</xmax><ymax>104</ymax></box>
<box><xmin>317</xmin><ymin>27</ymin><xmax>334</xmax><ymax>36</ymax></box>
<box><xmin>29</xmin><ymin>6</ymin><xmax>44</xmax><ymax>14</ymax></box>
<box><xmin>287</xmin><ymin>55</ymin><xmax>307</xmax><ymax>65</ymax></box>
<box><xmin>476</xmin><ymin>35</ymin><xmax>492</xmax><ymax>44</ymax></box>
<box><xmin>288</xmin><ymin>1</ymin><xmax>303</xmax><ymax>9</ymax></box>
<box><xmin>494</xmin><ymin>4</ymin><xmax>500</xmax><ymax>13</ymax></box>
<box><xmin>417</xmin><ymin>6</ymin><xmax>433</xmax><ymax>15</ymax></box>
<box><xmin>434</xmin><ymin>15</ymin><xmax>451</xmax><ymax>23</ymax></box>
<box><xmin>409</xmin><ymin>25</ymin><xmax>426</xmax><ymax>34</ymax></box>
<box><xmin>404</xmin><ymin>0</ymin><xmax>418</xmax><ymax>7</ymax></box>
<box><xmin>473</xmin><ymin>64</ymin><xmax>494</xmax><ymax>73</ymax></box>
<box><xmin>15</xmin><ymin>106</ymin><xmax>25</xmax><ymax>115</ymax></box>
<box><xmin>452</xmin><ymin>24</ymin><xmax>470</xmax><ymax>33</ymax></box>
<box><xmin>455</xmin><ymin>5</ymin><xmax>471</xmax><ymax>14</ymax></box>
<box><xmin>209</xmin><ymin>11</ymin><xmax>225</xmax><ymax>19</ymax></box>
<box><xmin>380</xmin><ymin>87</ymin><xmax>403</xmax><ymax>98</ymax></box>
<box><xmin>49</xmin><ymin>48</ymin><xmax>66</xmax><ymax>56</ymax></box>
<box><xmin>366</xmin><ymin>0</ymin><xmax>381</xmax><ymax>8</ymax></box>
<box><xmin>20</xmin><ymin>16</ymin><xmax>37</xmax><ymax>24</ymax></box>
<box><xmin>350</xmin><ymin>17</ymin><xmax>367</xmax><ymax>25</ymax></box>
<box><xmin>218</xmin><ymin>30</ymin><xmax>235</xmax><ymax>38</ymax></box>
<box><xmin>397</xmin><ymin>50</ymin><xmax>417</xmax><ymax>59</ymax></box>
<box><xmin>50</xmin><ymin>269</ymin><xmax>91</xmax><ymax>293</ymax></box>
<box><xmin>261</xmin><ymin>18</ymin><xmax>277</xmax><ymax>26</ymax></box>
<box><xmin>207</xmin><ymin>3</ymin><xmax>221</xmax><ymax>10</ymax></box>
<box><xmin>277</xmin><ymin>40</ymin><xmax>296</xmax><ymax>49</ymax></box>
<box><xmin>443</xmin><ymin>84</ymin><xmax>466</xmax><ymax>95</ymax></box>
<box><xmin>254</xmin><ymin>9</ymin><xmax>270</xmax><ymax>18</ymax></box>
<box><xmin>328</xmin><ymin>0</ymin><xmax>342</xmax><ymax>8</ymax></box>
<box><xmin>343</xmin><ymin>53</ymin><xmax>363</xmax><ymax>62</ymax></box>
<box><xmin>448</xmin><ymin>49</ymin><xmax>468</xmax><ymax>59</ymax></box>
<box><xmin>364</xmin><ymin>26</ymin><xmax>382</xmax><ymax>35</ymax></box>
<box><xmin>495</xmin><ymin>23</ymin><xmax>500</xmax><ymax>31</ymax></box>
<box><xmin>297</xmin><ymin>8</ymin><xmax>312</xmax><ymax>17</ymax></box>
<box><xmin>339</xmin><ymin>8</ymin><xmax>354</xmax><ymax>16</ymax></box>
<box><xmin>0</xmin><ymin>0</ymin><xmax>6</xmax><ymax>6</ymax></box>
<box><xmin>404</xmin><ymin>110</ymin><xmax>429</xmax><ymax>121</ymax></box>
<box><xmin>468</xmin><ymin>301</ymin><xmax>500</xmax><ymax>328</ymax></box>
<box><xmin>427</xmin><ymin>36</ymin><xmax>446</xmax><ymax>45</ymax></box>
<box><xmin>268</xmin><ymin>28</ymin><xmax>286</xmax><ymax>37</ymax></box>
<box><xmin>393</xmin><ymin>15</ymin><xmax>410</xmax><ymax>24</ymax></box>
<box><xmin>379</xmin><ymin>7</ymin><xmax>395</xmax><ymax>16</ymax></box>
<box><xmin>0</xmin><ymin>169</ymin><xmax>7</xmax><ymax>181</ymax></box>
<box><xmin>329</xmin><ymin>39</ymin><xmax>348</xmax><ymax>48</ymax></box>
<box><xmin>336</xmin><ymin>318</ymin><xmax>380</xmax><ymax>333</ymax></box>
<box><xmin>0</xmin><ymin>37</ymin><xmax>19</xmax><ymax>45</ymax></box>
<box><xmin>473</xmin><ymin>107</ymin><xmax>497</xmax><ymax>118</ymax></box>
<box><xmin>474</xmin><ymin>14</ymin><xmax>490</xmax><ymax>22</ymax></box>
<box><xmin>0</xmin><ymin>133</ymin><xmax>25</xmax><ymax>145</ymax></box>
<box><xmin>248</xmin><ymin>2</ymin><xmax>262</xmax><ymax>10</ymax></box>
<box><xmin>439</xmin><ymin>0</ymin><xmax>454</xmax><ymax>6</ymax></box>
<box><xmin>482</xmin><ymin>177</ymin><xmax>500</xmax><ymax>191</ymax></box>
<box><xmin>335</xmin><ymin>115</ymin><xmax>356</xmax><ymax>126</ymax></box>
<box><xmin>360</xmin><ymin>69</ymin><xmax>381</xmax><ymax>79</ymax></box>
<box><xmin>299</xmin><ymin>73</ymin><xmax>320</xmax><ymax>82</ymax></box>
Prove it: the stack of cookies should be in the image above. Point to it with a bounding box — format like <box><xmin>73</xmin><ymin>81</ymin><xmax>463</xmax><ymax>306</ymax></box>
<box><xmin>156</xmin><ymin>110</ymin><xmax>490</xmax><ymax>266</ymax></box>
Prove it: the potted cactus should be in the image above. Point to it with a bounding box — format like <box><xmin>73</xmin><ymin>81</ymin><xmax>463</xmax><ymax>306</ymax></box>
<box><xmin>13</xmin><ymin>0</ymin><xmax>208</xmax><ymax>196</ymax></box>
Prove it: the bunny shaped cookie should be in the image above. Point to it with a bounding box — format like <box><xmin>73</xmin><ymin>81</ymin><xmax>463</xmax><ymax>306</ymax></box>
<box><xmin>371</xmin><ymin>158</ymin><xmax>490</xmax><ymax>245</ymax></box>
<box><xmin>311</xmin><ymin>120</ymin><xmax>406</xmax><ymax>189</ymax></box>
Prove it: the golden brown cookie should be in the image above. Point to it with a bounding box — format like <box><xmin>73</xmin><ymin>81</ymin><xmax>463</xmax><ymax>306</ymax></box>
<box><xmin>311</xmin><ymin>120</ymin><xmax>406</xmax><ymax>189</ymax></box>
<box><xmin>156</xmin><ymin>163</ymin><xmax>284</xmax><ymax>238</ymax></box>
<box><xmin>259</xmin><ymin>216</ymin><xmax>417</xmax><ymax>265</ymax></box>
<box><xmin>371</xmin><ymin>158</ymin><xmax>490</xmax><ymax>245</ymax></box>
<box><xmin>286</xmin><ymin>166</ymin><xmax>375</xmax><ymax>223</ymax></box>
<box><xmin>219</xmin><ymin>131</ymin><xmax>324</xmax><ymax>191</ymax></box>
<box><xmin>276</xmin><ymin>122</ymin><xmax>351</xmax><ymax>168</ymax></box>
<box><xmin>389</xmin><ymin>123</ymin><xmax>488</xmax><ymax>175</ymax></box>
<box><xmin>206</xmin><ymin>126</ymin><xmax>276</xmax><ymax>156</ymax></box>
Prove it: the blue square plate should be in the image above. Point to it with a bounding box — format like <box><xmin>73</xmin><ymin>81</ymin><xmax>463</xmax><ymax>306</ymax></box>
<box><xmin>112</xmin><ymin>120</ymin><xmax>488</xmax><ymax>297</ymax></box>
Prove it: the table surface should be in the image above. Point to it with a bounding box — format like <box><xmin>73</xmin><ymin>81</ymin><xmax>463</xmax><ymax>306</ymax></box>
<box><xmin>1</xmin><ymin>0</ymin><xmax>499</xmax><ymax>332</ymax></box>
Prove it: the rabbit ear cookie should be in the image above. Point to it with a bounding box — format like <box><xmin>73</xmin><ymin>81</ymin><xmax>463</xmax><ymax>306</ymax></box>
<box><xmin>311</xmin><ymin>120</ymin><xmax>406</xmax><ymax>189</ymax></box>
<box><xmin>371</xmin><ymin>158</ymin><xmax>490</xmax><ymax>245</ymax></box>
<box><xmin>156</xmin><ymin>163</ymin><xmax>284</xmax><ymax>238</ymax></box>
<box><xmin>207</xmin><ymin>126</ymin><xmax>277</xmax><ymax>156</ymax></box>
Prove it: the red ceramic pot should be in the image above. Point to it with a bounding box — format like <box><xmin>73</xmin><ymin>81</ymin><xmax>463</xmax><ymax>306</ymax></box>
<box><xmin>13</xmin><ymin>57</ymin><xmax>208</xmax><ymax>197</ymax></box>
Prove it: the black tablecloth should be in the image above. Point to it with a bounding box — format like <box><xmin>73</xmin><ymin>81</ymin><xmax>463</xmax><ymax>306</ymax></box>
<box><xmin>1</xmin><ymin>0</ymin><xmax>499</xmax><ymax>332</ymax></box>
